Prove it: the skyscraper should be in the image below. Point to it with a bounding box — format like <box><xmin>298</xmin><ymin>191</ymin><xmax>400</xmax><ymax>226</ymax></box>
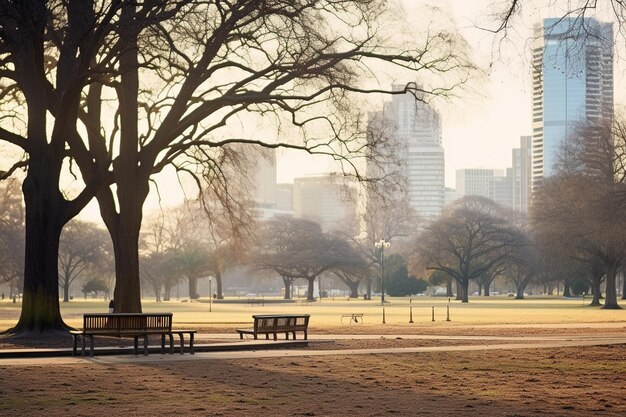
<box><xmin>531</xmin><ymin>18</ymin><xmax>613</xmax><ymax>188</ymax></box>
<box><xmin>368</xmin><ymin>86</ymin><xmax>445</xmax><ymax>218</ymax></box>
<box><xmin>512</xmin><ymin>136</ymin><xmax>532</xmax><ymax>212</ymax></box>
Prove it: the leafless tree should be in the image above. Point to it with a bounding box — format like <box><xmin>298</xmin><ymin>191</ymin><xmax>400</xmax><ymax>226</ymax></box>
<box><xmin>531</xmin><ymin>117</ymin><xmax>626</xmax><ymax>309</ymax></box>
<box><xmin>254</xmin><ymin>217</ymin><xmax>362</xmax><ymax>301</ymax></box>
<box><xmin>69</xmin><ymin>1</ymin><xmax>475</xmax><ymax>313</ymax></box>
<box><xmin>410</xmin><ymin>196</ymin><xmax>525</xmax><ymax>302</ymax></box>
<box><xmin>58</xmin><ymin>220</ymin><xmax>111</xmax><ymax>302</ymax></box>
<box><xmin>0</xmin><ymin>1</ymin><xmax>475</xmax><ymax>329</ymax></box>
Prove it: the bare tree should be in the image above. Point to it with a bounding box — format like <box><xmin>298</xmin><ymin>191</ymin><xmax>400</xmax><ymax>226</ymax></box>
<box><xmin>502</xmin><ymin>235</ymin><xmax>540</xmax><ymax>299</ymax></box>
<box><xmin>0</xmin><ymin>1</ymin><xmax>126</xmax><ymax>332</ymax></box>
<box><xmin>531</xmin><ymin>117</ymin><xmax>626</xmax><ymax>309</ymax></box>
<box><xmin>58</xmin><ymin>220</ymin><xmax>111</xmax><ymax>302</ymax></box>
<box><xmin>254</xmin><ymin>217</ymin><xmax>361</xmax><ymax>301</ymax></box>
<box><xmin>1</xmin><ymin>1</ymin><xmax>475</xmax><ymax>327</ymax></box>
<box><xmin>140</xmin><ymin>251</ymin><xmax>178</xmax><ymax>302</ymax></box>
<box><xmin>355</xmin><ymin>187</ymin><xmax>420</xmax><ymax>298</ymax></box>
<box><xmin>410</xmin><ymin>196</ymin><xmax>524</xmax><ymax>303</ymax></box>
<box><xmin>64</xmin><ymin>1</ymin><xmax>475</xmax><ymax>313</ymax></box>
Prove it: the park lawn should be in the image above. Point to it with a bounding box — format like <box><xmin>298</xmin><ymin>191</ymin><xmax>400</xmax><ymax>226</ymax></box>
<box><xmin>0</xmin><ymin>345</ymin><xmax>625</xmax><ymax>416</ymax></box>
<box><xmin>2</xmin><ymin>296</ymin><xmax>626</xmax><ymax>338</ymax></box>
<box><xmin>3</xmin><ymin>295</ymin><xmax>626</xmax><ymax>331</ymax></box>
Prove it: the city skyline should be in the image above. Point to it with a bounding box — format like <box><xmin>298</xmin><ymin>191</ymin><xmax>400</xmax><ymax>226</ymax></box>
<box><xmin>276</xmin><ymin>1</ymin><xmax>625</xmax><ymax>190</ymax></box>
<box><xmin>7</xmin><ymin>0</ymin><xmax>620</xmax><ymax>223</ymax></box>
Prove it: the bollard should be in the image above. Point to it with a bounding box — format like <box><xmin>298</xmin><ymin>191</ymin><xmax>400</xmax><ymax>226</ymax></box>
<box><xmin>382</xmin><ymin>307</ymin><xmax>386</xmax><ymax>324</ymax></box>
<box><xmin>446</xmin><ymin>305</ymin><xmax>451</xmax><ymax>322</ymax></box>
<box><xmin>431</xmin><ymin>306</ymin><xmax>435</xmax><ymax>322</ymax></box>
<box><xmin>409</xmin><ymin>306</ymin><xmax>414</xmax><ymax>323</ymax></box>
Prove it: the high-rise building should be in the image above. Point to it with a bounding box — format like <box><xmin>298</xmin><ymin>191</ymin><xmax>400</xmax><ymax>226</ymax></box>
<box><xmin>512</xmin><ymin>136</ymin><xmax>532</xmax><ymax>212</ymax></box>
<box><xmin>531</xmin><ymin>18</ymin><xmax>613</xmax><ymax>187</ymax></box>
<box><xmin>293</xmin><ymin>174</ymin><xmax>357</xmax><ymax>232</ymax></box>
<box><xmin>253</xmin><ymin>149</ymin><xmax>277</xmax><ymax>208</ymax></box>
<box><xmin>252</xmin><ymin>150</ymin><xmax>294</xmax><ymax>220</ymax></box>
<box><xmin>456</xmin><ymin>168</ymin><xmax>511</xmax><ymax>208</ymax></box>
<box><xmin>368</xmin><ymin>86</ymin><xmax>445</xmax><ymax>218</ymax></box>
<box><xmin>456</xmin><ymin>169</ymin><xmax>501</xmax><ymax>199</ymax></box>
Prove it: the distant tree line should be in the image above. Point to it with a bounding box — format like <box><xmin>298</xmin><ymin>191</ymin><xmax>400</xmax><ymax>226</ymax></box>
<box><xmin>409</xmin><ymin>116</ymin><xmax>626</xmax><ymax>309</ymax></box>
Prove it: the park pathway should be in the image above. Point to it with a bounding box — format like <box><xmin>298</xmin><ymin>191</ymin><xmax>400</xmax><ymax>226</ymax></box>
<box><xmin>0</xmin><ymin>333</ymin><xmax>625</xmax><ymax>366</ymax></box>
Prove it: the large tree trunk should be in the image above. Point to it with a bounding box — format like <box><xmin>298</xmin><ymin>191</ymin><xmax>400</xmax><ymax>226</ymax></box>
<box><xmin>484</xmin><ymin>280</ymin><xmax>491</xmax><ymax>296</ymax></box>
<box><xmin>590</xmin><ymin>271</ymin><xmax>603</xmax><ymax>307</ymax></box>
<box><xmin>622</xmin><ymin>272</ymin><xmax>626</xmax><ymax>300</ymax></box>
<box><xmin>109</xmin><ymin>199</ymin><xmax>145</xmax><ymax>311</ymax></box>
<box><xmin>101</xmin><ymin>3</ymin><xmax>144</xmax><ymax>313</ymax></box>
<box><xmin>456</xmin><ymin>278</ymin><xmax>469</xmax><ymax>303</ymax></box>
<box><xmin>602</xmin><ymin>260</ymin><xmax>621</xmax><ymax>309</ymax></box>
<box><xmin>62</xmin><ymin>283</ymin><xmax>70</xmax><ymax>303</ymax></box>
<box><xmin>188</xmin><ymin>277</ymin><xmax>198</xmax><ymax>299</ymax></box>
<box><xmin>11</xmin><ymin>165</ymin><xmax>68</xmax><ymax>333</ymax></box>
<box><xmin>163</xmin><ymin>285</ymin><xmax>172</xmax><ymax>301</ymax></box>
<box><xmin>446</xmin><ymin>277</ymin><xmax>453</xmax><ymax>297</ymax></box>
<box><xmin>282</xmin><ymin>276</ymin><xmax>292</xmax><ymax>300</ymax></box>
<box><xmin>215</xmin><ymin>272</ymin><xmax>224</xmax><ymax>299</ymax></box>
<box><xmin>347</xmin><ymin>281</ymin><xmax>359</xmax><ymax>298</ymax></box>
<box><xmin>563</xmin><ymin>281</ymin><xmax>572</xmax><ymax>298</ymax></box>
<box><xmin>455</xmin><ymin>280</ymin><xmax>463</xmax><ymax>301</ymax></box>
<box><xmin>366</xmin><ymin>277</ymin><xmax>372</xmax><ymax>300</ymax></box>
<box><xmin>515</xmin><ymin>280</ymin><xmax>526</xmax><ymax>299</ymax></box>
<box><xmin>306</xmin><ymin>277</ymin><xmax>315</xmax><ymax>301</ymax></box>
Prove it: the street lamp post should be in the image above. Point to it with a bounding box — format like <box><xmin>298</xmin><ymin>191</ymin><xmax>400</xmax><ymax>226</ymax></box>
<box><xmin>375</xmin><ymin>239</ymin><xmax>391</xmax><ymax>305</ymax></box>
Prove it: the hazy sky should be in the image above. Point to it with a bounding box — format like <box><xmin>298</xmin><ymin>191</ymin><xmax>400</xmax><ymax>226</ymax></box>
<box><xmin>3</xmin><ymin>1</ymin><xmax>624</xmax><ymax>221</ymax></box>
<box><xmin>277</xmin><ymin>0</ymin><xmax>626</xmax><ymax>187</ymax></box>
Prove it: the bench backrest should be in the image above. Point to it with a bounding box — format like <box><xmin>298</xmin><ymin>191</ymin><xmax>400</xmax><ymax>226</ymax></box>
<box><xmin>82</xmin><ymin>313</ymin><xmax>173</xmax><ymax>334</ymax></box>
<box><xmin>252</xmin><ymin>314</ymin><xmax>310</xmax><ymax>331</ymax></box>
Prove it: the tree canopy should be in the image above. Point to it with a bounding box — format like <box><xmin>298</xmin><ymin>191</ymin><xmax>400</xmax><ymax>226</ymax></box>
<box><xmin>0</xmin><ymin>1</ymin><xmax>475</xmax><ymax>332</ymax></box>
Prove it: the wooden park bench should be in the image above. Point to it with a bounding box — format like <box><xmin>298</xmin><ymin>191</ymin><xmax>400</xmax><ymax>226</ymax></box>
<box><xmin>70</xmin><ymin>313</ymin><xmax>197</xmax><ymax>356</ymax></box>
<box><xmin>341</xmin><ymin>313</ymin><xmax>364</xmax><ymax>325</ymax></box>
<box><xmin>236</xmin><ymin>314</ymin><xmax>310</xmax><ymax>341</ymax></box>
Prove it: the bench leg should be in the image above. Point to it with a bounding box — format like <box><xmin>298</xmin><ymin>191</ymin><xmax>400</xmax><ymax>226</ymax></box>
<box><xmin>273</xmin><ymin>332</ymin><xmax>277</xmax><ymax>341</ymax></box>
<box><xmin>161</xmin><ymin>334</ymin><xmax>166</xmax><ymax>354</ymax></box>
<box><xmin>72</xmin><ymin>335</ymin><xmax>77</xmax><ymax>355</ymax></box>
<box><xmin>285</xmin><ymin>332</ymin><xmax>289</xmax><ymax>340</ymax></box>
<box><xmin>304</xmin><ymin>330</ymin><xmax>308</xmax><ymax>340</ymax></box>
<box><xmin>189</xmin><ymin>333</ymin><xmax>195</xmax><ymax>355</ymax></box>
<box><xmin>133</xmin><ymin>336</ymin><xmax>139</xmax><ymax>355</ymax></box>
<box><xmin>169</xmin><ymin>333</ymin><xmax>174</xmax><ymax>354</ymax></box>
<box><xmin>88</xmin><ymin>335</ymin><xmax>94</xmax><ymax>357</ymax></box>
<box><xmin>239</xmin><ymin>332</ymin><xmax>243</xmax><ymax>340</ymax></box>
<box><xmin>81</xmin><ymin>335</ymin><xmax>86</xmax><ymax>356</ymax></box>
<box><xmin>143</xmin><ymin>334</ymin><xmax>149</xmax><ymax>356</ymax></box>
<box><xmin>292</xmin><ymin>331</ymin><xmax>296</xmax><ymax>340</ymax></box>
<box><xmin>178</xmin><ymin>333</ymin><xmax>185</xmax><ymax>355</ymax></box>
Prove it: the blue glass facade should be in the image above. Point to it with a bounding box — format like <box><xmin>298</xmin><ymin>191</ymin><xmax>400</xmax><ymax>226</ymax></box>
<box><xmin>532</xmin><ymin>18</ymin><xmax>613</xmax><ymax>183</ymax></box>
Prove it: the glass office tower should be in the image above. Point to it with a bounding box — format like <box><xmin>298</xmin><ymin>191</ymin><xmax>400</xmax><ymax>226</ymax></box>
<box><xmin>531</xmin><ymin>18</ymin><xmax>613</xmax><ymax>188</ymax></box>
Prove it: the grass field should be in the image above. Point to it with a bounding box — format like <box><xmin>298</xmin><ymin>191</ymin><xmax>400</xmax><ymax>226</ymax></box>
<box><xmin>2</xmin><ymin>296</ymin><xmax>626</xmax><ymax>416</ymax></box>
<box><xmin>2</xmin><ymin>295</ymin><xmax>626</xmax><ymax>331</ymax></box>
